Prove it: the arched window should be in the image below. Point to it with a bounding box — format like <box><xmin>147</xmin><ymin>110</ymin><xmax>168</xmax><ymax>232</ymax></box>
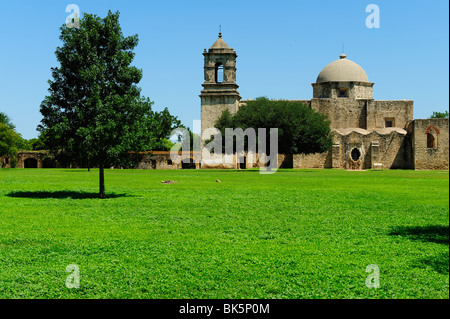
<box><xmin>427</xmin><ymin>132</ymin><xmax>436</xmax><ymax>149</ymax></box>
<box><xmin>425</xmin><ymin>126</ymin><xmax>439</xmax><ymax>149</ymax></box>
<box><xmin>215</xmin><ymin>63</ymin><xmax>224</xmax><ymax>83</ymax></box>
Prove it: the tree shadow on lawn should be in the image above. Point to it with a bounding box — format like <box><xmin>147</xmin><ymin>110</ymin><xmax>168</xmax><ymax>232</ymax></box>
<box><xmin>389</xmin><ymin>225</ymin><xmax>449</xmax><ymax>245</ymax></box>
<box><xmin>6</xmin><ymin>191</ymin><xmax>128</xmax><ymax>199</ymax></box>
<box><xmin>389</xmin><ymin>225</ymin><xmax>449</xmax><ymax>274</ymax></box>
<box><xmin>416</xmin><ymin>252</ymin><xmax>449</xmax><ymax>274</ymax></box>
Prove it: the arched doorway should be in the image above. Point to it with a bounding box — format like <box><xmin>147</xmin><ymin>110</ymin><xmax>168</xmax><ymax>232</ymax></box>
<box><xmin>24</xmin><ymin>158</ymin><xmax>38</xmax><ymax>168</ymax></box>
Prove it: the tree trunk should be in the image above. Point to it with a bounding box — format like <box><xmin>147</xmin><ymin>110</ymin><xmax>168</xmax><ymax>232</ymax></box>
<box><xmin>99</xmin><ymin>164</ymin><xmax>105</xmax><ymax>199</ymax></box>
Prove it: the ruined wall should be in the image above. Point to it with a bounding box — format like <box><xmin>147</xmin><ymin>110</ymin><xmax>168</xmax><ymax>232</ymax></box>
<box><xmin>412</xmin><ymin>118</ymin><xmax>449</xmax><ymax>170</ymax></box>
<box><xmin>0</xmin><ymin>155</ymin><xmax>12</xmax><ymax>168</ymax></box>
<box><xmin>16</xmin><ymin>151</ymin><xmax>51</xmax><ymax>168</ymax></box>
<box><xmin>132</xmin><ymin>152</ymin><xmax>201</xmax><ymax>170</ymax></box>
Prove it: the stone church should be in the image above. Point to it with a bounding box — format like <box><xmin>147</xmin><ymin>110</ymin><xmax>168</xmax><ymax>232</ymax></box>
<box><xmin>2</xmin><ymin>33</ymin><xmax>448</xmax><ymax>170</ymax></box>
<box><xmin>200</xmin><ymin>33</ymin><xmax>449</xmax><ymax>170</ymax></box>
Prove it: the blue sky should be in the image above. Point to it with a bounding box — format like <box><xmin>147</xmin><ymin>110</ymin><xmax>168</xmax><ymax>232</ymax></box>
<box><xmin>0</xmin><ymin>0</ymin><xmax>448</xmax><ymax>139</ymax></box>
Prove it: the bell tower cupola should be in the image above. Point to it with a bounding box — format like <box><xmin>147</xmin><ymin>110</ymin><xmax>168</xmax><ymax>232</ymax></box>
<box><xmin>200</xmin><ymin>32</ymin><xmax>241</xmax><ymax>142</ymax></box>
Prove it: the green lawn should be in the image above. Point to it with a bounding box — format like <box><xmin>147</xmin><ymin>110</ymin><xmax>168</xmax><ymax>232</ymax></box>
<box><xmin>0</xmin><ymin>168</ymin><xmax>448</xmax><ymax>299</ymax></box>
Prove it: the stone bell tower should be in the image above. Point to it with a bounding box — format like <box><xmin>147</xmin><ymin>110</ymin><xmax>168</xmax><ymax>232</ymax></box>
<box><xmin>200</xmin><ymin>32</ymin><xmax>241</xmax><ymax>142</ymax></box>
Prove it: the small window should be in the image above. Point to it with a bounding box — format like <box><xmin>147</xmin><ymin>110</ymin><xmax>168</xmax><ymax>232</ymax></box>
<box><xmin>167</xmin><ymin>159</ymin><xmax>173</xmax><ymax>165</ymax></box>
<box><xmin>338</xmin><ymin>89</ymin><xmax>347</xmax><ymax>98</ymax></box>
<box><xmin>385</xmin><ymin>118</ymin><xmax>395</xmax><ymax>128</ymax></box>
<box><xmin>427</xmin><ymin>133</ymin><xmax>436</xmax><ymax>149</ymax></box>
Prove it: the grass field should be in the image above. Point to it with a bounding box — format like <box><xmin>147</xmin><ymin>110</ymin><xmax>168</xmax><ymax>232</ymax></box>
<box><xmin>0</xmin><ymin>168</ymin><xmax>448</xmax><ymax>299</ymax></box>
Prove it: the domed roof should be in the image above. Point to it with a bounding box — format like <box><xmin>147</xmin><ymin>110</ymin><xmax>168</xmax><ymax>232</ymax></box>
<box><xmin>210</xmin><ymin>33</ymin><xmax>231</xmax><ymax>50</ymax></box>
<box><xmin>316</xmin><ymin>54</ymin><xmax>369</xmax><ymax>83</ymax></box>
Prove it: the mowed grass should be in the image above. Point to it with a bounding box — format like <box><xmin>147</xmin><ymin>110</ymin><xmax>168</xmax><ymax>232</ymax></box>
<box><xmin>0</xmin><ymin>168</ymin><xmax>448</xmax><ymax>299</ymax></box>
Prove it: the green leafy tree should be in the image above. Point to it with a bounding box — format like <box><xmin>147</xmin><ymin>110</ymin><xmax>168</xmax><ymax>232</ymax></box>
<box><xmin>430</xmin><ymin>111</ymin><xmax>449</xmax><ymax>119</ymax></box>
<box><xmin>0</xmin><ymin>123</ymin><xmax>21</xmax><ymax>167</ymax></box>
<box><xmin>39</xmin><ymin>11</ymin><xmax>157</xmax><ymax>198</ymax></box>
<box><xmin>27</xmin><ymin>136</ymin><xmax>47</xmax><ymax>151</ymax></box>
<box><xmin>212</xmin><ymin>97</ymin><xmax>333</xmax><ymax>155</ymax></box>
<box><xmin>151</xmin><ymin>107</ymin><xmax>182</xmax><ymax>150</ymax></box>
<box><xmin>0</xmin><ymin>112</ymin><xmax>15</xmax><ymax>130</ymax></box>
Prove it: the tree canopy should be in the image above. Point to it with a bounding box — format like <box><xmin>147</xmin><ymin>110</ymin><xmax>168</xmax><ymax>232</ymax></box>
<box><xmin>430</xmin><ymin>111</ymin><xmax>449</xmax><ymax>119</ymax></box>
<box><xmin>0</xmin><ymin>112</ymin><xmax>29</xmax><ymax>167</ymax></box>
<box><xmin>38</xmin><ymin>10</ymin><xmax>176</xmax><ymax>198</ymax></box>
<box><xmin>211</xmin><ymin>97</ymin><xmax>333</xmax><ymax>155</ymax></box>
<box><xmin>0</xmin><ymin>112</ymin><xmax>15</xmax><ymax>130</ymax></box>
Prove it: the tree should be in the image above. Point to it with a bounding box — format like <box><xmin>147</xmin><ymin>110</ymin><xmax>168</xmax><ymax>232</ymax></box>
<box><xmin>212</xmin><ymin>97</ymin><xmax>333</xmax><ymax>154</ymax></box>
<box><xmin>0</xmin><ymin>112</ymin><xmax>15</xmax><ymax>130</ymax></box>
<box><xmin>0</xmin><ymin>123</ymin><xmax>21</xmax><ymax>167</ymax></box>
<box><xmin>39</xmin><ymin>11</ymin><xmax>157</xmax><ymax>198</ymax></box>
<box><xmin>430</xmin><ymin>111</ymin><xmax>449</xmax><ymax>119</ymax></box>
<box><xmin>151</xmin><ymin>107</ymin><xmax>182</xmax><ymax>150</ymax></box>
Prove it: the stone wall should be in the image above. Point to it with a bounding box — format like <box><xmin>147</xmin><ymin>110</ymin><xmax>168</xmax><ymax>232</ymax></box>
<box><xmin>0</xmin><ymin>155</ymin><xmax>12</xmax><ymax>168</ymax></box>
<box><xmin>366</xmin><ymin>100</ymin><xmax>414</xmax><ymax>130</ymax></box>
<box><xmin>201</xmin><ymin>95</ymin><xmax>239</xmax><ymax>142</ymax></box>
<box><xmin>312</xmin><ymin>81</ymin><xmax>373</xmax><ymax>99</ymax></box>
<box><xmin>332</xmin><ymin>128</ymin><xmax>412</xmax><ymax>170</ymax></box>
<box><xmin>16</xmin><ymin>151</ymin><xmax>51</xmax><ymax>168</ymax></box>
<box><xmin>131</xmin><ymin>152</ymin><xmax>201</xmax><ymax>170</ymax></box>
<box><xmin>311</xmin><ymin>98</ymin><xmax>367</xmax><ymax>130</ymax></box>
<box><xmin>293</xmin><ymin>152</ymin><xmax>331</xmax><ymax>169</ymax></box>
<box><xmin>412</xmin><ymin>118</ymin><xmax>449</xmax><ymax>170</ymax></box>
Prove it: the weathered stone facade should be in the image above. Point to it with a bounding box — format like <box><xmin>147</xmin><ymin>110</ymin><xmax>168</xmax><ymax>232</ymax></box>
<box><xmin>200</xmin><ymin>32</ymin><xmax>240</xmax><ymax>144</ymax></box>
<box><xmin>3</xmin><ymin>35</ymin><xmax>447</xmax><ymax>171</ymax></box>
<box><xmin>199</xmin><ymin>34</ymin><xmax>448</xmax><ymax>170</ymax></box>
<box><xmin>410</xmin><ymin>119</ymin><xmax>449</xmax><ymax>170</ymax></box>
<box><xmin>1</xmin><ymin>151</ymin><xmax>53</xmax><ymax>168</ymax></box>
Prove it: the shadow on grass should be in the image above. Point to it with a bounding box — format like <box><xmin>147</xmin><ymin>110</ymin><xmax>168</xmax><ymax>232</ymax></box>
<box><xmin>416</xmin><ymin>252</ymin><xmax>449</xmax><ymax>274</ymax></box>
<box><xmin>6</xmin><ymin>191</ymin><xmax>128</xmax><ymax>199</ymax></box>
<box><xmin>389</xmin><ymin>225</ymin><xmax>449</xmax><ymax>245</ymax></box>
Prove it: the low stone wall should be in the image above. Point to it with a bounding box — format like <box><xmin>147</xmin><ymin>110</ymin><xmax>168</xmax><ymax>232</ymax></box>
<box><xmin>293</xmin><ymin>152</ymin><xmax>331</xmax><ymax>169</ymax></box>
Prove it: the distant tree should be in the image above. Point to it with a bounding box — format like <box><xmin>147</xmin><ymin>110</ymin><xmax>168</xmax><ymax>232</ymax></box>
<box><xmin>212</xmin><ymin>97</ymin><xmax>333</xmax><ymax>155</ymax></box>
<box><xmin>0</xmin><ymin>112</ymin><xmax>15</xmax><ymax>130</ymax></box>
<box><xmin>38</xmin><ymin>11</ymin><xmax>158</xmax><ymax>198</ymax></box>
<box><xmin>430</xmin><ymin>111</ymin><xmax>449</xmax><ymax>119</ymax></box>
<box><xmin>151</xmin><ymin>107</ymin><xmax>182</xmax><ymax>151</ymax></box>
<box><xmin>27</xmin><ymin>136</ymin><xmax>47</xmax><ymax>151</ymax></box>
<box><xmin>0</xmin><ymin>123</ymin><xmax>21</xmax><ymax>166</ymax></box>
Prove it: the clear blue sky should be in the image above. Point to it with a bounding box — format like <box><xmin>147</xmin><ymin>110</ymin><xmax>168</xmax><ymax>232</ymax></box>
<box><xmin>0</xmin><ymin>0</ymin><xmax>448</xmax><ymax>139</ymax></box>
